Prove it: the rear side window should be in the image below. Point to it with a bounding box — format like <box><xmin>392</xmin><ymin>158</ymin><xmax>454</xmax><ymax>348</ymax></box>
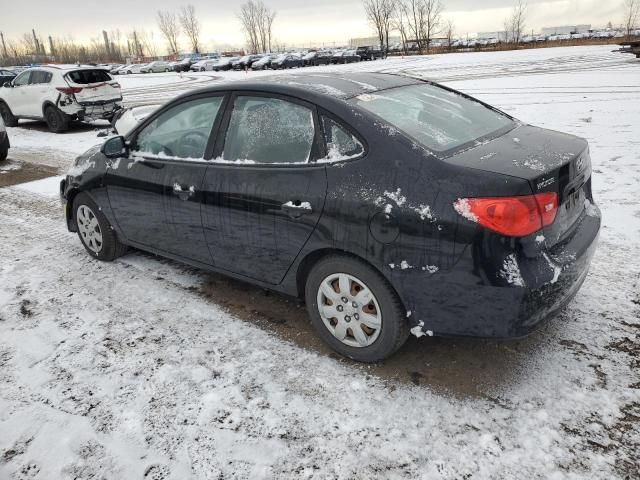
<box><xmin>67</xmin><ymin>69</ymin><xmax>111</xmax><ymax>84</ymax></box>
<box><xmin>320</xmin><ymin>116</ymin><xmax>364</xmax><ymax>162</ymax></box>
<box><xmin>353</xmin><ymin>84</ymin><xmax>514</xmax><ymax>154</ymax></box>
<box><xmin>29</xmin><ymin>71</ymin><xmax>52</xmax><ymax>84</ymax></box>
<box><xmin>222</xmin><ymin>96</ymin><xmax>315</xmax><ymax>164</ymax></box>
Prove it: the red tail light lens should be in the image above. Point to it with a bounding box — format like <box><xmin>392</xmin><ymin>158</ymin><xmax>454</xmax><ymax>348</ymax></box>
<box><xmin>454</xmin><ymin>193</ymin><xmax>558</xmax><ymax>237</ymax></box>
<box><xmin>56</xmin><ymin>87</ymin><xmax>83</xmax><ymax>95</ymax></box>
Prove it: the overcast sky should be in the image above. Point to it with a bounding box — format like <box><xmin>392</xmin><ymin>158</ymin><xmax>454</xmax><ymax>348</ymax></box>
<box><xmin>0</xmin><ymin>0</ymin><xmax>626</xmax><ymax>52</ymax></box>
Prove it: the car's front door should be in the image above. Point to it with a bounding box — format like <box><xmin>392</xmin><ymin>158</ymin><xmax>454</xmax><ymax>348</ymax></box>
<box><xmin>105</xmin><ymin>93</ymin><xmax>226</xmax><ymax>265</ymax></box>
<box><xmin>6</xmin><ymin>71</ymin><xmax>31</xmax><ymax>116</ymax></box>
<box><xmin>201</xmin><ymin>93</ymin><xmax>327</xmax><ymax>285</ymax></box>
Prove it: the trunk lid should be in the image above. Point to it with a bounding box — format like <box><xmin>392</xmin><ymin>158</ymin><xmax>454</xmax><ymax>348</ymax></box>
<box><xmin>65</xmin><ymin>69</ymin><xmax>122</xmax><ymax>104</ymax></box>
<box><xmin>447</xmin><ymin>125</ymin><xmax>591</xmax><ymax>246</ymax></box>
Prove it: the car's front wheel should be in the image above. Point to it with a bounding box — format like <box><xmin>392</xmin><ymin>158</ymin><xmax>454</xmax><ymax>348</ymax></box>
<box><xmin>73</xmin><ymin>193</ymin><xmax>127</xmax><ymax>261</ymax></box>
<box><xmin>0</xmin><ymin>102</ymin><xmax>18</xmax><ymax>127</ymax></box>
<box><xmin>44</xmin><ymin>106</ymin><xmax>69</xmax><ymax>133</ymax></box>
<box><xmin>305</xmin><ymin>255</ymin><xmax>409</xmax><ymax>362</ymax></box>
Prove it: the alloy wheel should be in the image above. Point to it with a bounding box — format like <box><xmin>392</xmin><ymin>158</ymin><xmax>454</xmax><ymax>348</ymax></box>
<box><xmin>316</xmin><ymin>273</ymin><xmax>382</xmax><ymax>348</ymax></box>
<box><xmin>76</xmin><ymin>205</ymin><xmax>103</xmax><ymax>254</ymax></box>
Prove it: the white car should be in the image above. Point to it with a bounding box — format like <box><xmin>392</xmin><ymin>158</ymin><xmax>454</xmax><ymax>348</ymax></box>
<box><xmin>118</xmin><ymin>64</ymin><xmax>144</xmax><ymax>75</ymax></box>
<box><xmin>112</xmin><ymin>104</ymin><xmax>160</xmax><ymax>136</ymax></box>
<box><xmin>190</xmin><ymin>59</ymin><xmax>218</xmax><ymax>72</ymax></box>
<box><xmin>0</xmin><ymin>115</ymin><xmax>9</xmax><ymax>162</ymax></box>
<box><xmin>0</xmin><ymin>65</ymin><xmax>123</xmax><ymax>133</ymax></box>
<box><xmin>140</xmin><ymin>61</ymin><xmax>172</xmax><ymax>73</ymax></box>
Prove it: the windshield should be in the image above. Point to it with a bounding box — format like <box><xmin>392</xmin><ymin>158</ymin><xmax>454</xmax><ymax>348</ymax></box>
<box><xmin>66</xmin><ymin>69</ymin><xmax>112</xmax><ymax>84</ymax></box>
<box><xmin>352</xmin><ymin>84</ymin><xmax>514</xmax><ymax>154</ymax></box>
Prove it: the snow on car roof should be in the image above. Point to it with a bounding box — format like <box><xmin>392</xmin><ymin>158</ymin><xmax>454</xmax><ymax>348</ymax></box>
<box><xmin>227</xmin><ymin>73</ymin><xmax>422</xmax><ymax>100</ymax></box>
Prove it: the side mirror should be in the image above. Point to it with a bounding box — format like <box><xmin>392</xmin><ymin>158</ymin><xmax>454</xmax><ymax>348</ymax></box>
<box><xmin>101</xmin><ymin>135</ymin><xmax>128</xmax><ymax>158</ymax></box>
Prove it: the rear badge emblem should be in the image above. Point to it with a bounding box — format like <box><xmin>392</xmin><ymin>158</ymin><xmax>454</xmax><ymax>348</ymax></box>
<box><xmin>537</xmin><ymin>177</ymin><xmax>555</xmax><ymax>190</ymax></box>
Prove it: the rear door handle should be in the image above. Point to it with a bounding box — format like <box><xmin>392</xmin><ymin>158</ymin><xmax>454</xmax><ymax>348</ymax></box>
<box><xmin>282</xmin><ymin>201</ymin><xmax>312</xmax><ymax>218</ymax></box>
<box><xmin>173</xmin><ymin>183</ymin><xmax>194</xmax><ymax>201</ymax></box>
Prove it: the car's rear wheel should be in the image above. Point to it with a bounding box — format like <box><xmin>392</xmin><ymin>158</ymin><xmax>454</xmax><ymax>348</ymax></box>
<box><xmin>0</xmin><ymin>102</ymin><xmax>18</xmax><ymax>127</ymax></box>
<box><xmin>305</xmin><ymin>255</ymin><xmax>409</xmax><ymax>362</ymax></box>
<box><xmin>44</xmin><ymin>105</ymin><xmax>69</xmax><ymax>133</ymax></box>
<box><xmin>73</xmin><ymin>192</ymin><xmax>127</xmax><ymax>261</ymax></box>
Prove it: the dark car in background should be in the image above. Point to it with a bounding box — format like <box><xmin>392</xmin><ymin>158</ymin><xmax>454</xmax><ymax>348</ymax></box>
<box><xmin>356</xmin><ymin>46</ymin><xmax>385</xmax><ymax>60</ymax></box>
<box><xmin>60</xmin><ymin>73</ymin><xmax>600</xmax><ymax>362</ymax></box>
<box><xmin>331</xmin><ymin>50</ymin><xmax>360</xmax><ymax>64</ymax></box>
<box><xmin>0</xmin><ymin>69</ymin><xmax>16</xmax><ymax>86</ymax></box>
<box><xmin>173</xmin><ymin>57</ymin><xmax>196</xmax><ymax>72</ymax></box>
<box><xmin>251</xmin><ymin>54</ymin><xmax>277</xmax><ymax>70</ymax></box>
<box><xmin>0</xmin><ymin>116</ymin><xmax>9</xmax><ymax>162</ymax></box>
<box><xmin>234</xmin><ymin>54</ymin><xmax>265</xmax><ymax>70</ymax></box>
<box><xmin>270</xmin><ymin>54</ymin><xmax>303</xmax><ymax>69</ymax></box>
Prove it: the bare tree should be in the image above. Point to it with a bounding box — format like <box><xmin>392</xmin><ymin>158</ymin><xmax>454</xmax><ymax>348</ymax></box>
<box><xmin>423</xmin><ymin>0</ymin><xmax>442</xmax><ymax>53</ymax></box>
<box><xmin>504</xmin><ymin>0</ymin><xmax>527</xmax><ymax>44</ymax></box>
<box><xmin>157</xmin><ymin>10</ymin><xmax>181</xmax><ymax>55</ymax></box>
<box><xmin>238</xmin><ymin>1</ymin><xmax>276</xmax><ymax>54</ymax></box>
<box><xmin>623</xmin><ymin>0</ymin><xmax>640</xmax><ymax>38</ymax></box>
<box><xmin>363</xmin><ymin>0</ymin><xmax>395</xmax><ymax>54</ymax></box>
<box><xmin>444</xmin><ymin>18</ymin><xmax>455</xmax><ymax>51</ymax></box>
<box><xmin>393</xmin><ymin>2</ymin><xmax>410</xmax><ymax>55</ymax></box>
<box><xmin>180</xmin><ymin>4</ymin><xmax>202</xmax><ymax>54</ymax></box>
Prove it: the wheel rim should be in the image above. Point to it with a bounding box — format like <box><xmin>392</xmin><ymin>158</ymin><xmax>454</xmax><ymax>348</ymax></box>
<box><xmin>76</xmin><ymin>205</ymin><xmax>103</xmax><ymax>254</ymax></box>
<box><xmin>316</xmin><ymin>273</ymin><xmax>382</xmax><ymax>348</ymax></box>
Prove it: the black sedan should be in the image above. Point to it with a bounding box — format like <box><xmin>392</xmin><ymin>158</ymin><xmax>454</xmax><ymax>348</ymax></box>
<box><xmin>60</xmin><ymin>73</ymin><xmax>600</xmax><ymax>362</ymax></box>
<box><xmin>0</xmin><ymin>69</ymin><xmax>16</xmax><ymax>87</ymax></box>
<box><xmin>270</xmin><ymin>54</ymin><xmax>303</xmax><ymax>69</ymax></box>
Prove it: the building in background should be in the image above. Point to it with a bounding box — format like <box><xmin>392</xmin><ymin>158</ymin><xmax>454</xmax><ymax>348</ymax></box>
<box><xmin>541</xmin><ymin>25</ymin><xmax>591</xmax><ymax>36</ymax></box>
<box><xmin>349</xmin><ymin>36</ymin><xmax>401</xmax><ymax>47</ymax></box>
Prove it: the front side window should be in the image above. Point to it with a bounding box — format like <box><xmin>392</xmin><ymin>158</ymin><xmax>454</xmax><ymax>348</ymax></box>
<box><xmin>222</xmin><ymin>95</ymin><xmax>315</xmax><ymax>164</ymax></box>
<box><xmin>13</xmin><ymin>71</ymin><xmax>30</xmax><ymax>87</ymax></box>
<box><xmin>352</xmin><ymin>84</ymin><xmax>514</xmax><ymax>154</ymax></box>
<box><xmin>135</xmin><ymin>96</ymin><xmax>223</xmax><ymax>160</ymax></box>
<box><xmin>321</xmin><ymin>116</ymin><xmax>364</xmax><ymax>162</ymax></box>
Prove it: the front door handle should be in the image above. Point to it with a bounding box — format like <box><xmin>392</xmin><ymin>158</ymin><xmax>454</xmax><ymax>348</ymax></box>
<box><xmin>282</xmin><ymin>200</ymin><xmax>312</xmax><ymax>218</ymax></box>
<box><xmin>173</xmin><ymin>183</ymin><xmax>194</xmax><ymax>201</ymax></box>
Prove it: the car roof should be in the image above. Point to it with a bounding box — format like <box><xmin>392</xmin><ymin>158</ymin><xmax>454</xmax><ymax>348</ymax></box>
<box><xmin>206</xmin><ymin>73</ymin><xmax>422</xmax><ymax>101</ymax></box>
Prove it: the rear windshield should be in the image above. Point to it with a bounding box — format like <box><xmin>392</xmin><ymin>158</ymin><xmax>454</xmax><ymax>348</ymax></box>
<box><xmin>352</xmin><ymin>84</ymin><xmax>514</xmax><ymax>154</ymax></box>
<box><xmin>66</xmin><ymin>69</ymin><xmax>112</xmax><ymax>84</ymax></box>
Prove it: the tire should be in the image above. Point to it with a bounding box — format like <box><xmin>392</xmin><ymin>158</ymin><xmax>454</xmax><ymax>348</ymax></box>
<box><xmin>0</xmin><ymin>137</ymin><xmax>8</xmax><ymax>162</ymax></box>
<box><xmin>0</xmin><ymin>102</ymin><xmax>18</xmax><ymax>127</ymax></box>
<box><xmin>305</xmin><ymin>255</ymin><xmax>409</xmax><ymax>362</ymax></box>
<box><xmin>73</xmin><ymin>192</ymin><xmax>128</xmax><ymax>262</ymax></box>
<box><xmin>44</xmin><ymin>105</ymin><xmax>69</xmax><ymax>133</ymax></box>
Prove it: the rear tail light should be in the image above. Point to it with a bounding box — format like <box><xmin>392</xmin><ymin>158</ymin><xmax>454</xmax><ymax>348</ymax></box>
<box><xmin>454</xmin><ymin>193</ymin><xmax>558</xmax><ymax>237</ymax></box>
<box><xmin>56</xmin><ymin>86</ymin><xmax>83</xmax><ymax>95</ymax></box>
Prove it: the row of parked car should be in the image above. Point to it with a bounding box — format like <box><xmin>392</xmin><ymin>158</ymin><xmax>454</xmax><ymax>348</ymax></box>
<box><xmin>106</xmin><ymin>46</ymin><xmax>384</xmax><ymax>75</ymax></box>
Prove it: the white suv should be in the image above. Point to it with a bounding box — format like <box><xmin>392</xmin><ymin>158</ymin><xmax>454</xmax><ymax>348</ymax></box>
<box><xmin>0</xmin><ymin>65</ymin><xmax>123</xmax><ymax>133</ymax></box>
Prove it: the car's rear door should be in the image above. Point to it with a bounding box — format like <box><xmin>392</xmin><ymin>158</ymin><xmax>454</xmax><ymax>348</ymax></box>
<box><xmin>201</xmin><ymin>92</ymin><xmax>327</xmax><ymax>284</ymax></box>
<box><xmin>105</xmin><ymin>93</ymin><xmax>227</xmax><ymax>265</ymax></box>
<box><xmin>25</xmin><ymin>70</ymin><xmax>52</xmax><ymax>117</ymax></box>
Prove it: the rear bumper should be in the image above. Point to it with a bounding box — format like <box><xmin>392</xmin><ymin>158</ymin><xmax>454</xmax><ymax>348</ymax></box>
<box><xmin>62</xmin><ymin>100</ymin><xmax>122</xmax><ymax>120</ymax></box>
<box><xmin>404</xmin><ymin>202</ymin><xmax>601</xmax><ymax>338</ymax></box>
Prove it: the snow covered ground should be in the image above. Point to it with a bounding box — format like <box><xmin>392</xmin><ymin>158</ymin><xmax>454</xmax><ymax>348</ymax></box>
<box><xmin>0</xmin><ymin>46</ymin><xmax>639</xmax><ymax>478</ymax></box>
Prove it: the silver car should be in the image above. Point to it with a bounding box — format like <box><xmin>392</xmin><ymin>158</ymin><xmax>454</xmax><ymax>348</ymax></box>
<box><xmin>140</xmin><ymin>61</ymin><xmax>172</xmax><ymax>73</ymax></box>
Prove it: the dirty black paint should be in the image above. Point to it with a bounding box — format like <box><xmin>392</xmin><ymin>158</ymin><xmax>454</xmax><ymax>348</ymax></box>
<box><xmin>60</xmin><ymin>73</ymin><xmax>601</xmax><ymax>339</ymax></box>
